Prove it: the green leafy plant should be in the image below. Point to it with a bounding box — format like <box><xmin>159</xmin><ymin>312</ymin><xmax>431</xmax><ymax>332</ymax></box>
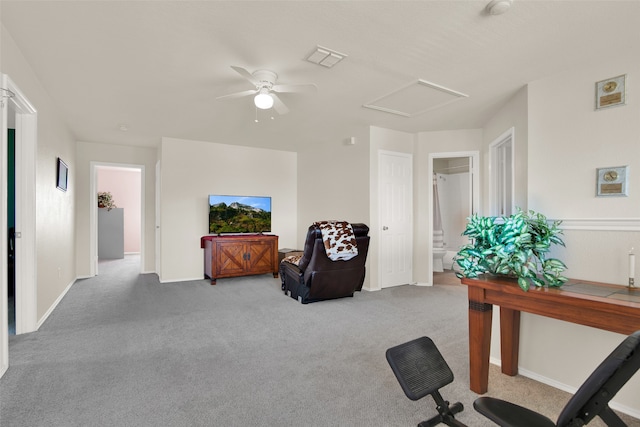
<box><xmin>455</xmin><ymin>209</ymin><xmax>568</xmax><ymax>292</ymax></box>
<box><xmin>97</xmin><ymin>191</ymin><xmax>117</xmax><ymax>211</ymax></box>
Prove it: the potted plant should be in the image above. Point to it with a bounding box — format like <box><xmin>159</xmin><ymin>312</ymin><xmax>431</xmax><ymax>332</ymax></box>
<box><xmin>455</xmin><ymin>209</ymin><xmax>568</xmax><ymax>291</ymax></box>
<box><xmin>97</xmin><ymin>191</ymin><xmax>117</xmax><ymax>211</ymax></box>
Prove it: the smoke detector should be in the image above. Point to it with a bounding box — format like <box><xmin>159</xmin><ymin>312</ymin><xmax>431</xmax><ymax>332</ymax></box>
<box><xmin>486</xmin><ymin>0</ymin><xmax>513</xmax><ymax>15</ymax></box>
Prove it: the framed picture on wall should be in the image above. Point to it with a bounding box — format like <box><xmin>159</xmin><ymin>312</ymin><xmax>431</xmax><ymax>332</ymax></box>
<box><xmin>595</xmin><ymin>74</ymin><xmax>626</xmax><ymax>110</ymax></box>
<box><xmin>596</xmin><ymin>165</ymin><xmax>628</xmax><ymax>197</ymax></box>
<box><xmin>56</xmin><ymin>157</ymin><xmax>68</xmax><ymax>192</ymax></box>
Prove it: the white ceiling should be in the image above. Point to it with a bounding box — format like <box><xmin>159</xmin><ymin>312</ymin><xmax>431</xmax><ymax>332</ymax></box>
<box><xmin>2</xmin><ymin>1</ymin><xmax>639</xmax><ymax>151</ymax></box>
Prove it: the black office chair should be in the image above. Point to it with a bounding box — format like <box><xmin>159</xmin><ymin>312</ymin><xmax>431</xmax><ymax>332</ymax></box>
<box><xmin>474</xmin><ymin>330</ymin><xmax>640</xmax><ymax>427</ymax></box>
<box><xmin>386</xmin><ymin>336</ymin><xmax>466</xmax><ymax>427</ymax></box>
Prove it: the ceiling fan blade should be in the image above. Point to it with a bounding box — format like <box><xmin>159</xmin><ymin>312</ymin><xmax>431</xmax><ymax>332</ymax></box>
<box><xmin>216</xmin><ymin>89</ymin><xmax>257</xmax><ymax>100</ymax></box>
<box><xmin>230</xmin><ymin>65</ymin><xmax>259</xmax><ymax>86</ymax></box>
<box><xmin>271</xmin><ymin>93</ymin><xmax>290</xmax><ymax>115</ymax></box>
<box><xmin>272</xmin><ymin>83</ymin><xmax>317</xmax><ymax>94</ymax></box>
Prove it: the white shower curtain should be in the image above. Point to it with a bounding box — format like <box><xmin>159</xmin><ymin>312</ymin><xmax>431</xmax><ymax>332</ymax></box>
<box><xmin>433</xmin><ymin>174</ymin><xmax>445</xmax><ymax>248</ymax></box>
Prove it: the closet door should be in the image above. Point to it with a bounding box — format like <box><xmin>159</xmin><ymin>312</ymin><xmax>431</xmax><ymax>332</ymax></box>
<box><xmin>379</xmin><ymin>151</ymin><xmax>413</xmax><ymax>288</ymax></box>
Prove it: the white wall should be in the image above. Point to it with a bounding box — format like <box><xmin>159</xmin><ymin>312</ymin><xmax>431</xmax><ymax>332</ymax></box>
<box><xmin>76</xmin><ymin>142</ymin><xmax>157</xmax><ymax>276</ymax></box>
<box><xmin>159</xmin><ymin>137</ymin><xmax>297</xmax><ymax>282</ymax></box>
<box><xmin>293</xmin><ymin>129</ymin><xmax>371</xmax><ymax>289</ymax></box>
<box><xmin>528</xmin><ymin>65</ymin><xmax>640</xmax><ymax>219</ymax></box>
<box><xmin>1</xmin><ymin>24</ymin><xmax>76</xmax><ymax>321</ymax></box>
<box><xmin>296</xmin><ymin>130</ymin><xmax>371</xmax><ymax>240</ymax></box>
<box><xmin>486</xmin><ymin>54</ymin><xmax>640</xmax><ymax>415</ymax></box>
<box><xmin>97</xmin><ymin>168</ymin><xmax>141</xmax><ymax>253</ymax></box>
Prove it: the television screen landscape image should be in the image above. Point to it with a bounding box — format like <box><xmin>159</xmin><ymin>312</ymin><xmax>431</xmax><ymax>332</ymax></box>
<box><xmin>208</xmin><ymin>195</ymin><xmax>271</xmax><ymax>234</ymax></box>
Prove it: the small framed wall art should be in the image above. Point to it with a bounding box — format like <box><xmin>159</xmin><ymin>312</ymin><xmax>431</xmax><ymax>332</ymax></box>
<box><xmin>596</xmin><ymin>165</ymin><xmax>628</xmax><ymax>197</ymax></box>
<box><xmin>595</xmin><ymin>74</ymin><xmax>626</xmax><ymax>110</ymax></box>
<box><xmin>56</xmin><ymin>157</ymin><xmax>68</xmax><ymax>192</ymax></box>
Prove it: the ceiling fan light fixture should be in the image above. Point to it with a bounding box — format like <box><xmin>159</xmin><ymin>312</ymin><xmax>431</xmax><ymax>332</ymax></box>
<box><xmin>254</xmin><ymin>90</ymin><xmax>274</xmax><ymax>109</ymax></box>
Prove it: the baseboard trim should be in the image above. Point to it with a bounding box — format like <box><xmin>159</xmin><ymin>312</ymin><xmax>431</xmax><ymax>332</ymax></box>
<box><xmin>489</xmin><ymin>357</ymin><xmax>640</xmax><ymax>419</ymax></box>
<box><xmin>36</xmin><ymin>279</ymin><xmax>75</xmax><ymax>330</ymax></box>
<box><xmin>158</xmin><ymin>276</ymin><xmax>206</xmax><ymax>284</ymax></box>
<box><xmin>414</xmin><ymin>282</ymin><xmax>433</xmax><ymax>287</ymax></box>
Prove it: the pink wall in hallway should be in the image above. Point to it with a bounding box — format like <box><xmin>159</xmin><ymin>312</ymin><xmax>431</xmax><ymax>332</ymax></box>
<box><xmin>97</xmin><ymin>167</ymin><xmax>141</xmax><ymax>253</ymax></box>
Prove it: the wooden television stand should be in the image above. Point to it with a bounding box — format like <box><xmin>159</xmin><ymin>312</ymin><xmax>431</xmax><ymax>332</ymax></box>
<box><xmin>201</xmin><ymin>234</ymin><xmax>279</xmax><ymax>285</ymax></box>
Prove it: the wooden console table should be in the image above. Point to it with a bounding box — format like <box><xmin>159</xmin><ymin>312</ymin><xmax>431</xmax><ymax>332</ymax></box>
<box><xmin>201</xmin><ymin>234</ymin><xmax>278</xmax><ymax>285</ymax></box>
<box><xmin>461</xmin><ymin>275</ymin><xmax>640</xmax><ymax>394</ymax></box>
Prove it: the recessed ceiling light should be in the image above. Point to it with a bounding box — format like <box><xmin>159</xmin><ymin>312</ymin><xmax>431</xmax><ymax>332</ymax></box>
<box><xmin>118</xmin><ymin>124</ymin><xmax>129</xmax><ymax>131</ymax></box>
<box><xmin>486</xmin><ymin>0</ymin><xmax>513</xmax><ymax>15</ymax></box>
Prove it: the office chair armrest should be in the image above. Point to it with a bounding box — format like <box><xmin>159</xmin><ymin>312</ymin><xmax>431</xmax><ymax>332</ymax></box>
<box><xmin>473</xmin><ymin>397</ymin><xmax>556</xmax><ymax>427</ymax></box>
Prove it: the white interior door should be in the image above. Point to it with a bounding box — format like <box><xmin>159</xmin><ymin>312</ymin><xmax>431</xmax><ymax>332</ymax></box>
<box><xmin>1</xmin><ymin>75</ymin><xmax>38</xmax><ymax>378</ymax></box>
<box><xmin>379</xmin><ymin>151</ymin><xmax>413</xmax><ymax>288</ymax></box>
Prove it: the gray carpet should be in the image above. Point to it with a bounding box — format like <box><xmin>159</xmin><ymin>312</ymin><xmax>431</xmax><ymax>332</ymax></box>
<box><xmin>1</xmin><ymin>256</ymin><xmax>638</xmax><ymax>426</ymax></box>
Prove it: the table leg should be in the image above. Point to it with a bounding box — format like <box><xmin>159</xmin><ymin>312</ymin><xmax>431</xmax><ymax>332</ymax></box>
<box><xmin>468</xmin><ymin>286</ymin><xmax>492</xmax><ymax>394</ymax></box>
<box><xmin>500</xmin><ymin>307</ymin><xmax>520</xmax><ymax>376</ymax></box>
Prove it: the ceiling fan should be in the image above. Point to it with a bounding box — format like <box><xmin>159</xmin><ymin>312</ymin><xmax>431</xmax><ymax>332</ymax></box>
<box><xmin>216</xmin><ymin>66</ymin><xmax>317</xmax><ymax>115</ymax></box>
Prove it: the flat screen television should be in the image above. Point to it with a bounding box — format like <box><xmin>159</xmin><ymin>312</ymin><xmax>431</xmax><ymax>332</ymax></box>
<box><xmin>208</xmin><ymin>195</ymin><xmax>271</xmax><ymax>234</ymax></box>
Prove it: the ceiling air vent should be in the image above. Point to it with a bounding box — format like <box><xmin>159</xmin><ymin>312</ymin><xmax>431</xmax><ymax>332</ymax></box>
<box><xmin>305</xmin><ymin>45</ymin><xmax>347</xmax><ymax>68</ymax></box>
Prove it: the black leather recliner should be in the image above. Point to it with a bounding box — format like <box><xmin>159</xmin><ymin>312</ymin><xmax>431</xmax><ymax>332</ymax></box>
<box><xmin>280</xmin><ymin>223</ymin><xmax>370</xmax><ymax>304</ymax></box>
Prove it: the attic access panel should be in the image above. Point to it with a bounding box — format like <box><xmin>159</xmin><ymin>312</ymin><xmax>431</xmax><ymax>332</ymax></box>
<box><xmin>363</xmin><ymin>79</ymin><xmax>468</xmax><ymax>117</ymax></box>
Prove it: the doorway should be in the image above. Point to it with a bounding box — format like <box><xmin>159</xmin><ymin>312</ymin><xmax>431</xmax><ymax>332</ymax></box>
<box><xmin>8</xmin><ymin>129</ymin><xmax>15</xmax><ymax>335</ymax></box>
<box><xmin>90</xmin><ymin>162</ymin><xmax>145</xmax><ymax>276</ymax></box>
<box><xmin>1</xmin><ymin>75</ymin><xmax>38</xmax><ymax>379</ymax></box>
<box><xmin>489</xmin><ymin>128</ymin><xmax>515</xmax><ymax>216</ymax></box>
<box><xmin>428</xmin><ymin>151</ymin><xmax>479</xmax><ymax>286</ymax></box>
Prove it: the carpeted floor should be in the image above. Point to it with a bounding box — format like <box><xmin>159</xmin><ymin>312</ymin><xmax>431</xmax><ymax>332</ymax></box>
<box><xmin>1</xmin><ymin>256</ymin><xmax>638</xmax><ymax>426</ymax></box>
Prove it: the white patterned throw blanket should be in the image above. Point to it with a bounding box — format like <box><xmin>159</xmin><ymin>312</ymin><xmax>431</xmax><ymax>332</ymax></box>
<box><xmin>314</xmin><ymin>221</ymin><xmax>358</xmax><ymax>261</ymax></box>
